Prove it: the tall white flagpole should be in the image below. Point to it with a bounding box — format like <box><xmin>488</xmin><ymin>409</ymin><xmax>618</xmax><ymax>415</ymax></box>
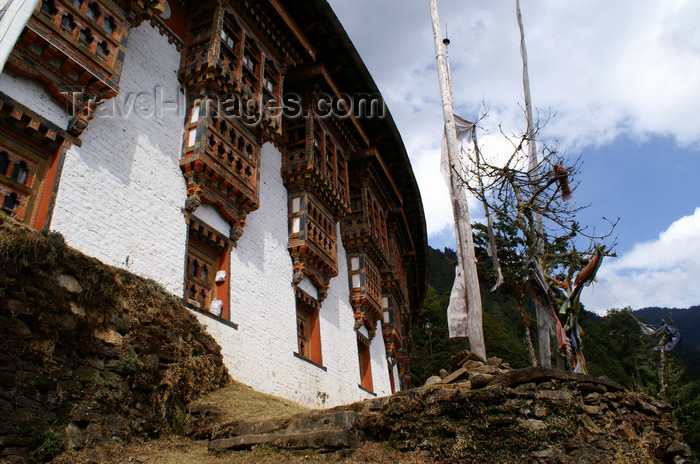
<box><xmin>429</xmin><ymin>0</ymin><xmax>486</xmax><ymax>359</ymax></box>
<box><xmin>516</xmin><ymin>0</ymin><xmax>551</xmax><ymax>367</ymax></box>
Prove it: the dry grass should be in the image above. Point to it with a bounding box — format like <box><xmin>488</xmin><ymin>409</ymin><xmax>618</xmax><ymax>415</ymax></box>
<box><xmin>58</xmin><ymin>438</ymin><xmax>431</xmax><ymax>464</ymax></box>
<box><xmin>191</xmin><ymin>381</ymin><xmax>308</xmax><ymax>423</ymax></box>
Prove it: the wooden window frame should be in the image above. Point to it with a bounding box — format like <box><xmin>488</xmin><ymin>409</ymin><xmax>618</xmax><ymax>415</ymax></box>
<box><xmin>295</xmin><ymin>287</ymin><xmax>322</xmax><ymax>366</ymax></box>
<box><xmin>184</xmin><ymin>219</ymin><xmax>231</xmax><ymax>321</ymax></box>
<box><xmin>357</xmin><ymin>330</ymin><xmax>373</xmax><ymax>393</ymax></box>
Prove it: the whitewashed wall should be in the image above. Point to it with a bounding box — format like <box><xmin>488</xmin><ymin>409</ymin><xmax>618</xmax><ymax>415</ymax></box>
<box><xmin>0</xmin><ymin>71</ymin><xmax>70</xmax><ymax>128</ymax></box>
<box><xmin>369</xmin><ymin>322</ymin><xmax>392</xmax><ymax>397</ymax></box>
<box><xmin>49</xmin><ymin>24</ymin><xmax>188</xmax><ymax>294</ymax></box>
<box><xmin>0</xmin><ymin>20</ymin><xmax>396</xmax><ymax>409</ymax></box>
<box><xmin>197</xmin><ymin>141</ymin><xmax>392</xmax><ymax>408</ymax></box>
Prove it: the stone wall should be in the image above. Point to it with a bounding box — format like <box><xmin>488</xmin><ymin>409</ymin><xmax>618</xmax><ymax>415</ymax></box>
<box><xmin>0</xmin><ymin>216</ymin><xmax>228</xmax><ymax>462</ymax></box>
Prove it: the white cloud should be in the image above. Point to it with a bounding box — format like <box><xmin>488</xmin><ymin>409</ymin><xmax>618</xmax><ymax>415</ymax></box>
<box><xmin>582</xmin><ymin>207</ymin><xmax>700</xmax><ymax>313</ymax></box>
<box><xmin>329</xmin><ymin>0</ymin><xmax>700</xmax><ymax>237</ymax></box>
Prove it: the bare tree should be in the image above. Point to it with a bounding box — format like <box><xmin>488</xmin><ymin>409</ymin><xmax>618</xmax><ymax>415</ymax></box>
<box><xmin>457</xmin><ymin>114</ymin><xmax>617</xmax><ymax>370</ymax></box>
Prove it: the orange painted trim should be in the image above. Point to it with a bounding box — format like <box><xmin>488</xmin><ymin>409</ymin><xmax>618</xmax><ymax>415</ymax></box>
<box><xmin>360</xmin><ymin>345</ymin><xmax>373</xmax><ymax>393</ymax></box>
<box><xmin>32</xmin><ymin>140</ymin><xmax>68</xmax><ymax>230</ymax></box>
<box><xmin>388</xmin><ymin>364</ymin><xmax>395</xmax><ymax>394</ymax></box>
<box><xmin>310</xmin><ymin>309</ymin><xmax>322</xmax><ymax>366</ymax></box>
<box><xmin>217</xmin><ymin>248</ymin><xmax>231</xmax><ymax>320</ymax></box>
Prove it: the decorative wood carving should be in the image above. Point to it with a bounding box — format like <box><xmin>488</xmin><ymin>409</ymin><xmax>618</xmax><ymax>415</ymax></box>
<box><xmin>281</xmin><ymin>64</ymin><xmax>368</xmax><ymax>301</ymax></box>
<box><xmin>180</xmin><ymin>97</ymin><xmax>260</xmax><ymax>241</ymax></box>
<box><xmin>0</xmin><ymin>92</ymin><xmax>71</xmax><ymax>228</ymax></box>
<box><xmin>5</xmin><ymin>0</ymin><xmax>135</xmax><ymax>136</ymax></box>
<box><xmin>178</xmin><ymin>4</ymin><xmax>284</xmax><ymax>141</ymax></box>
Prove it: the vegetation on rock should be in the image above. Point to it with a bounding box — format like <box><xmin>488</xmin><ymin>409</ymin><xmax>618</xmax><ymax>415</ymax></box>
<box><xmin>0</xmin><ymin>215</ymin><xmax>229</xmax><ymax>462</ymax></box>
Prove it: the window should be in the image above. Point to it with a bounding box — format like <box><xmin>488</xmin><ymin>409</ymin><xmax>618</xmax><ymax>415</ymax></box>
<box><xmin>349</xmin><ymin>255</ymin><xmax>361</xmax><ymax>289</ymax></box>
<box><xmin>184</xmin><ymin>220</ymin><xmax>230</xmax><ymax>319</ymax></box>
<box><xmin>242</xmin><ymin>50</ymin><xmax>256</xmax><ymax>72</ymax></box>
<box><xmin>189</xmin><ymin>100</ymin><xmax>201</xmax><ymax>124</ymax></box>
<box><xmin>295</xmin><ymin>287</ymin><xmax>322</xmax><ymax>365</ymax></box>
<box><xmin>61</xmin><ymin>14</ymin><xmax>76</xmax><ymax>32</ymax></box>
<box><xmin>187</xmin><ymin>128</ymin><xmax>197</xmax><ymax>147</ymax></box>
<box><xmin>0</xmin><ymin>152</ymin><xmax>8</xmax><ymax>176</ymax></box>
<box><xmin>78</xmin><ymin>28</ymin><xmax>94</xmax><ymax>46</ymax></box>
<box><xmin>357</xmin><ymin>331</ymin><xmax>373</xmax><ymax>392</ymax></box>
<box><xmin>86</xmin><ymin>3</ymin><xmax>100</xmax><ymax>21</ymax></box>
<box><xmin>97</xmin><ymin>41</ymin><xmax>109</xmax><ymax>58</ymax></box>
<box><xmin>289</xmin><ymin>194</ymin><xmax>302</xmax><ymax>234</ymax></box>
<box><xmin>2</xmin><ymin>192</ymin><xmax>19</xmax><ymax>213</ymax></box>
<box><xmin>102</xmin><ymin>16</ymin><xmax>115</xmax><ymax>35</ymax></box>
<box><xmin>263</xmin><ymin>72</ymin><xmax>275</xmax><ymax>94</ymax></box>
<box><xmin>40</xmin><ymin>0</ymin><xmax>58</xmax><ymax>16</ymax></box>
<box><xmin>11</xmin><ymin>161</ymin><xmax>28</xmax><ymax>185</ymax></box>
<box><xmin>220</xmin><ymin>27</ymin><xmax>236</xmax><ymax>50</ymax></box>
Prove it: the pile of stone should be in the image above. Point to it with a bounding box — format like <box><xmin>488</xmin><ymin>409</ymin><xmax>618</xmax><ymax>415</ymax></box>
<box><xmin>0</xmin><ymin>216</ymin><xmax>228</xmax><ymax>462</ymax></box>
<box><xmin>424</xmin><ymin>350</ymin><xmax>513</xmax><ymax>389</ymax></box>
<box><xmin>205</xmin><ymin>351</ymin><xmax>695</xmax><ymax>463</ymax></box>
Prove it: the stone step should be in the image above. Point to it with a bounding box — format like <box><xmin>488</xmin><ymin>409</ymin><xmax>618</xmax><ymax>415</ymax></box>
<box><xmin>208</xmin><ymin>410</ymin><xmax>362</xmax><ymax>451</ymax></box>
<box><xmin>208</xmin><ymin>428</ymin><xmax>360</xmax><ymax>451</ymax></box>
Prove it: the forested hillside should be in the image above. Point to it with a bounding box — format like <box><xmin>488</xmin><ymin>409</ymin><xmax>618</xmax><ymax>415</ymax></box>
<box><xmin>410</xmin><ymin>244</ymin><xmax>700</xmax><ymax>455</ymax></box>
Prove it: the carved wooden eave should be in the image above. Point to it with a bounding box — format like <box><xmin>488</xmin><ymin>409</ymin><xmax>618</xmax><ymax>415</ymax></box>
<box><xmin>286</xmin><ymin>188</ymin><xmax>339</xmax><ymax>301</ymax></box>
<box><xmin>353</xmin><ymin>309</ymin><xmax>377</xmax><ymax>341</ymax></box>
<box><xmin>342</xmin><ymin>191</ymin><xmax>390</xmax><ymax>272</ymax></box>
<box><xmin>179</xmin><ymin>0</ymin><xmax>319</xmax><ymax>145</ymax></box>
<box><xmin>113</xmin><ymin>0</ymin><xmax>165</xmax><ymax>25</ymax></box>
<box><xmin>231</xmin><ymin>0</ymin><xmax>315</xmax><ymax>68</ymax></box>
<box><xmin>290</xmin><ymin>252</ymin><xmax>334</xmax><ymax>302</ymax></box>
<box><xmin>6</xmin><ymin>0</ymin><xmax>131</xmax><ymax>137</ymax></box>
<box><xmin>180</xmin><ymin>98</ymin><xmax>261</xmax><ymax>242</ymax></box>
<box><xmin>285</xmin><ymin>63</ymin><xmax>369</xmax><ymax>151</ymax></box>
<box><xmin>178</xmin><ymin>3</ymin><xmax>288</xmax><ymax>144</ymax></box>
<box><xmin>184</xmin><ymin>212</ymin><xmax>231</xmax><ymax>251</ymax></box>
<box><xmin>0</xmin><ymin>92</ymin><xmax>77</xmax><ymax>151</ymax></box>
<box><xmin>351</xmin><ymin>147</ymin><xmax>403</xmax><ymax>211</ymax></box>
<box><xmin>347</xmin><ymin>250</ymin><xmax>383</xmax><ymax>332</ymax></box>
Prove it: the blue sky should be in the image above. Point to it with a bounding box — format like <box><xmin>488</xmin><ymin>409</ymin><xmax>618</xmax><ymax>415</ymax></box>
<box><xmin>328</xmin><ymin>0</ymin><xmax>700</xmax><ymax>314</ymax></box>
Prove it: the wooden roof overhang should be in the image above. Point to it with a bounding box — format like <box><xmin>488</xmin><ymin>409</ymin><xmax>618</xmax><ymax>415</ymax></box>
<box><xmin>280</xmin><ymin>0</ymin><xmax>428</xmax><ymax>317</ymax></box>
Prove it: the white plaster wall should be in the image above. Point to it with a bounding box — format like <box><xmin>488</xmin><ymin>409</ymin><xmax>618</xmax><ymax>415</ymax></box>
<box><xmin>369</xmin><ymin>321</ymin><xmax>392</xmax><ymax>397</ymax></box>
<box><xmin>0</xmin><ymin>71</ymin><xmax>70</xmax><ymax>128</ymax></box>
<box><xmin>297</xmin><ymin>277</ymin><xmax>318</xmax><ymax>300</ymax></box>
<box><xmin>193</xmin><ymin>203</ymin><xmax>230</xmax><ymax>237</ymax></box>
<box><xmin>49</xmin><ymin>23</ymin><xmax>188</xmax><ymax>294</ymax></box>
<box><xmin>392</xmin><ymin>364</ymin><xmax>401</xmax><ymax>392</ymax></box>
<box><xmin>196</xmin><ymin>141</ymin><xmax>388</xmax><ymax>408</ymax></box>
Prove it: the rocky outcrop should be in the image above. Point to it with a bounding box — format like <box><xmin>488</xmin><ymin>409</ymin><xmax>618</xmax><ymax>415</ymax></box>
<box><xmin>0</xmin><ymin>216</ymin><xmax>229</xmax><ymax>462</ymax></box>
<box><xmin>202</xmin><ymin>352</ymin><xmax>694</xmax><ymax>463</ymax></box>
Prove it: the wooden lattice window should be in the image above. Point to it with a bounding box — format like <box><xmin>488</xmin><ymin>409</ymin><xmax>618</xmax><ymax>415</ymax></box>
<box><xmin>86</xmin><ymin>2</ymin><xmax>99</xmax><ymax>21</ymax></box>
<box><xmin>40</xmin><ymin>0</ymin><xmax>58</xmax><ymax>16</ymax></box>
<box><xmin>349</xmin><ymin>255</ymin><xmax>362</xmax><ymax>289</ymax></box>
<box><xmin>289</xmin><ymin>195</ymin><xmax>303</xmax><ymax>235</ymax></box>
<box><xmin>102</xmin><ymin>16</ymin><xmax>115</xmax><ymax>35</ymax></box>
<box><xmin>61</xmin><ymin>14</ymin><xmax>76</xmax><ymax>32</ymax></box>
<box><xmin>2</xmin><ymin>192</ymin><xmax>19</xmax><ymax>213</ymax></box>
<box><xmin>11</xmin><ymin>161</ymin><xmax>28</xmax><ymax>185</ymax></box>
<box><xmin>184</xmin><ymin>222</ymin><xmax>230</xmax><ymax>319</ymax></box>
